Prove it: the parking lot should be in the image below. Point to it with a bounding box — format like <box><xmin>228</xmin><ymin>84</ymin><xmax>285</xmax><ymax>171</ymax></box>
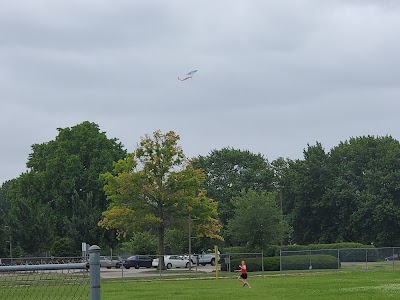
<box><xmin>100</xmin><ymin>264</ymin><xmax>217</xmax><ymax>279</ymax></box>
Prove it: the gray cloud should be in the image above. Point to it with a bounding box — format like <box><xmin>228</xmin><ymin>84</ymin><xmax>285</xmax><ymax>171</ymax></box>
<box><xmin>1</xmin><ymin>0</ymin><xmax>400</xmax><ymax>184</ymax></box>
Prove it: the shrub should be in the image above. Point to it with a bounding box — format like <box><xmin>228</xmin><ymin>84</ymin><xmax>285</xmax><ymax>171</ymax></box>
<box><xmin>221</xmin><ymin>246</ymin><xmax>250</xmax><ymax>254</ymax></box>
<box><xmin>221</xmin><ymin>254</ymin><xmax>338</xmax><ymax>272</ymax></box>
<box><xmin>50</xmin><ymin>237</ymin><xmax>77</xmax><ymax>257</ymax></box>
<box><xmin>221</xmin><ymin>257</ymin><xmax>279</xmax><ymax>272</ymax></box>
<box><xmin>281</xmin><ymin>254</ymin><xmax>339</xmax><ymax>270</ymax></box>
<box><xmin>338</xmin><ymin>248</ymin><xmax>378</xmax><ymax>262</ymax></box>
<box><xmin>278</xmin><ymin>243</ymin><xmax>378</xmax><ymax>262</ymax></box>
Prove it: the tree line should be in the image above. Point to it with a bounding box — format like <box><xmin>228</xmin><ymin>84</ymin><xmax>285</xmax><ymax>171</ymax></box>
<box><xmin>1</xmin><ymin>121</ymin><xmax>399</xmax><ymax>258</ymax></box>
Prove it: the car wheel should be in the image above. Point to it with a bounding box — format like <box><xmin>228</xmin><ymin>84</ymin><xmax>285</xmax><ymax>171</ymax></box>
<box><xmin>125</xmin><ymin>266</ymin><xmax>130</xmax><ymax>269</ymax></box>
<box><xmin>201</xmin><ymin>263</ymin><xmax>206</xmax><ymax>266</ymax></box>
<box><xmin>135</xmin><ymin>264</ymin><xmax>140</xmax><ymax>269</ymax></box>
<box><xmin>167</xmin><ymin>263</ymin><xmax>172</xmax><ymax>269</ymax></box>
<box><xmin>211</xmin><ymin>258</ymin><xmax>215</xmax><ymax>266</ymax></box>
<box><xmin>107</xmin><ymin>267</ymin><xmax>111</xmax><ymax>269</ymax></box>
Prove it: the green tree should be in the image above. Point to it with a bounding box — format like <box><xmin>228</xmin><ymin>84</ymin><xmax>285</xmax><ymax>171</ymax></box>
<box><xmin>119</xmin><ymin>232</ymin><xmax>158</xmax><ymax>255</ymax></box>
<box><xmin>99</xmin><ymin>130</ymin><xmax>222</xmax><ymax>268</ymax></box>
<box><xmin>51</xmin><ymin>237</ymin><xmax>76</xmax><ymax>257</ymax></box>
<box><xmin>165</xmin><ymin>229</ymin><xmax>188</xmax><ymax>254</ymax></box>
<box><xmin>2</xmin><ymin>175</ymin><xmax>55</xmax><ymax>256</ymax></box>
<box><xmin>284</xmin><ymin>143</ymin><xmax>332</xmax><ymax>245</ymax></box>
<box><xmin>6</xmin><ymin>121</ymin><xmax>126</xmax><ymax>255</ymax></box>
<box><xmin>0</xmin><ymin>181</ymin><xmax>11</xmax><ymax>257</ymax></box>
<box><xmin>192</xmin><ymin>148</ymin><xmax>275</xmax><ymax>226</ymax></box>
<box><xmin>271</xmin><ymin>157</ymin><xmax>293</xmax><ymax>245</ymax></box>
<box><xmin>284</xmin><ymin>136</ymin><xmax>400</xmax><ymax>246</ymax></box>
<box><xmin>323</xmin><ymin>135</ymin><xmax>400</xmax><ymax>246</ymax></box>
<box><xmin>226</xmin><ymin>190</ymin><xmax>283</xmax><ymax>250</ymax></box>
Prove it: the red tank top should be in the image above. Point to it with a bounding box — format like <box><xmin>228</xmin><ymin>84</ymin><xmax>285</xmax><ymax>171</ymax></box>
<box><xmin>241</xmin><ymin>266</ymin><xmax>247</xmax><ymax>274</ymax></box>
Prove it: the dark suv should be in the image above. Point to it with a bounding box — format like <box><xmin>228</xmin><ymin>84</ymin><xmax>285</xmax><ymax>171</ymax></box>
<box><xmin>118</xmin><ymin>255</ymin><xmax>153</xmax><ymax>269</ymax></box>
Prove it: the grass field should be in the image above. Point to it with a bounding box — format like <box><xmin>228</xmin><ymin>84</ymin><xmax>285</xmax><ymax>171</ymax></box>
<box><xmin>100</xmin><ymin>270</ymin><xmax>400</xmax><ymax>300</ymax></box>
<box><xmin>2</xmin><ymin>268</ymin><xmax>400</xmax><ymax>299</ymax></box>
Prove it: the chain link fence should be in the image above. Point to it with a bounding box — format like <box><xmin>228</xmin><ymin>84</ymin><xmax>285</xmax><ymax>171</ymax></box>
<box><xmin>0</xmin><ymin>245</ymin><xmax>101</xmax><ymax>300</ymax></box>
<box><xmin>3</xmin><ymin>245</ymin><xmax>399</xmax><ymax>297</ymax></box>
<box><xmin>96</xmin><ymin>247</ymin><xmax>400</xmax><ymax>282</ymax></box>
<box><xmin>220</xmin><ymin>252</ymin><xmax>264</xmax><ymax>278</ymax></box>
<box><xmin>219</xmin><ymin>247</ymin><xmax>400</xmax><ymax>275</ymax></box>
<box><xmin>0</xmin><ymin>263</ymin><xmax>89</xmax><ymax>299</ymax></box>
<box><xmin>279</xmin><ymin>247</ymin><xmax>400</xmax><ymax>271</ymax></box>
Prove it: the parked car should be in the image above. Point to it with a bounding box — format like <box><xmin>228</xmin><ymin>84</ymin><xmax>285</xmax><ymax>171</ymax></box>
<box><xmin>99</xmin><ymin>256</ymin><xmax>121</xmax><ymax>269</ymax></box>
<box><xmin>385</xmin><ymin>254</ymin><xmax>399</xmax><ymax>261</ymax></box>
<box><xmin>152</xmin><ymin>255</ymin><xmax>191</xmax><ymax>269</ymax></box>
<box><xmin>188</xmin><ymin>250</ymin><xmax>220</xmax><ymax>266</ymax></box>
<box><xmin>118</xmin><ymin>255</ymin><xmax>153</xmax><ymax>269</ymax></box>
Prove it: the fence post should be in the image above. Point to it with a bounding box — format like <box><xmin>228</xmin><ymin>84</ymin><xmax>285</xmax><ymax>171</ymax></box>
<box><xmin>392</xmin><ymin>247</ymin><xmax>395</xmax><ymax>270</ymax></box>
<box><xmin>89</xmin><ymin>245</ymin><xmax>101</xmax><ymax>300</ymax></box>
<box><xmin>261</xmin><ymin>251</ymin><xmax>264</xmax><ymax>277</ymax></box>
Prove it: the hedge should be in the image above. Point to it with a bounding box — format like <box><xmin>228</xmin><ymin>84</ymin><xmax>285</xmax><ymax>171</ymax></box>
<box><xmin>222</xmin><ymin>243</ymin><xmax>379</xmax><ymax>263</ymax></box>
<box><xmin>276</xmin><ymin>243</ymin><xmax>378</xmax><ymax>262</ymax></box>
<box><xmin>221</xmin><ymin>254</ymin><xmax>339</xmax><ymax>272</ymax></box>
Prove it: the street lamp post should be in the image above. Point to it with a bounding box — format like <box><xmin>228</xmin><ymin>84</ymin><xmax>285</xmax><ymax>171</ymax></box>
<box><xmin>6</xmin><ymin>241</ymin><xmax>12</xmax><ymax>265</ymax></box>
<box><xmin>188</xmin><ymin>214</ymin><xmax>192</xmax><ymax>271</ymax></box>
<box><xmin>5</xmin><ymin>226</ymin><xmax>12</xmax><ymax>265</ymax></box>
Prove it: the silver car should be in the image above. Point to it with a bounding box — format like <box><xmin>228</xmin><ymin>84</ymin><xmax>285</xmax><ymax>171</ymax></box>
<box><xmin>99</xmin><ymin>256</ymin><xmax>121</xmax><ymax>269</ymax></box>
<box><xmin>152</xmin><ymin>255</ymin><xmax>191</xmax><ymax>269</ymax></box>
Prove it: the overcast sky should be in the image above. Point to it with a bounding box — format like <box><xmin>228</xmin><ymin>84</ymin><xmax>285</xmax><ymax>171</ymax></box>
<box><xmin>1</xmin><ymin>0</ymin><xmax>400</xmax><ymax>184</ymax></box>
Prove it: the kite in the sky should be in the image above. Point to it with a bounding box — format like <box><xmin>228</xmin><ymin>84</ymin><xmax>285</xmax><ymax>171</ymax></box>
<box><xmin>178</xmin><ymin>70</ymin><xmax>198</xmax><ymax>81</ymax></box>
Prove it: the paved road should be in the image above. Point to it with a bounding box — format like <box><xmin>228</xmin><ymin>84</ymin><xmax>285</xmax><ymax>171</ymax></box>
<box><xmin>100</xmin><ymin>264</ymin><xmax>218</xmax><ymax>279</ymax></box>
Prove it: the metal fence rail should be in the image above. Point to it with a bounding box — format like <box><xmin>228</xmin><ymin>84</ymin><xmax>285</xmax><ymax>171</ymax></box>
<box><xmin>280</xmin><ymin>247</ymin><xmax>400</xmax><ymax>271</ymax></box>
<box><xmin>0</xmin><ymin>245</ymin><xmax>101</xmax><ymax>300</ymax></box>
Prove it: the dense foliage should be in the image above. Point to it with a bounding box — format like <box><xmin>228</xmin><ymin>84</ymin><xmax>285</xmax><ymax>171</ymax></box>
<box><xmin>98</xmin><ymin>130</ymin><xmax>222</xmax><ymax>267</ymax></box>
<box><xmin>1</xmin><ymin>122</ymin><xmax>400</xmax><ymax>258</ymax></box>
<box><xmin>0</xmin><ymin>121</ymin><xmax>126</xmax><ymax>256</ymax></box>
<box><xmin>284</xmin><ymin>136</ymin><xmax>400</xmax><ymax>246</ymax></box>
<box><xmin>192</xmin><ymin>148</ymin><xmax>275</xmax><ymax>225</ymax></box>
<box><xmin>226</xmin><ymin>190</ymin><xmax>284</xmax><ymax>250</ymax></box>
<box><xmin>221</xmin><ymin>254</ymin><xmax>339</xmax><ymax>272</ymax></box>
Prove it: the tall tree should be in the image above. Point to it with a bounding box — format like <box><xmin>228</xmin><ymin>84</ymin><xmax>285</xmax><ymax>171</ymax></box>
<box><xmin>192</xmin><ymin>147</ymin><xmax>275</xmax><ymax>226</ymax></box>
<box><xmin>99</xmin><ymin>130</ymin><xmax>222</xmax><ymax>267</ymax></box>
<box><xmin>284</xmin><ymin>136</ymin><xmax>400</xmax><ymax>246</ymax></box>
<box><xmin>284</xmin><ymin>142</ymin><xmax>332</xmax><ymax>245</ymax></box>
<box><xmin>4</xmin><ymin>174</ymin><xmax>56</xmax><ymax>255</ymax></box>
<box><xmin>271</xmin><ymin>157</ymin><xmax>293</xmax><ymax>244</ymax></box>
<box><xmin>323</xmin><ymin>135</ymin><xmax>400</xmax><ymax>246</ymax></box>
<box><xmin>0</xmin><ymin>181</ymin><xmax>12</xmax><ymax>257</ymax></box>
<box><xmin>7</xmin><ymin>195</ymin><xmax>54</xmax><ymax>256</ymax></box>
<box><xmin>226</xmin><ymin>190</ymin><xmax>283</xmax><ymax>250</ymax></box>
<box><xmin>6</xmin><ymin>121</ymin><xmax>126</xmax><ymax>254</ymax></box>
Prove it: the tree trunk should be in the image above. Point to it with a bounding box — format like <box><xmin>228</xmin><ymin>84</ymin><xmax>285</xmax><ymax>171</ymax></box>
<box><xmin>158</xmin><ymin>196</ymin><xmax>166</xmax><ymax>270</ymax></box>
<box><xmin>158</xmin><ymin>223</ymin><xmax>166</xmax><ymax>270</ymax></box>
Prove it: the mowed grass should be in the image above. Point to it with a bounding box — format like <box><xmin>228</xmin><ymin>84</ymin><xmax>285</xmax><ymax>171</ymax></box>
<box><xmin>102</xmin><ymin>270</ymin><xmax>400</xmax><ymax>300</ymax></box>
<box><xmin>2</xmin><ymin>269</ymin><xmax>400</xmax><ymax>299</ymax></box>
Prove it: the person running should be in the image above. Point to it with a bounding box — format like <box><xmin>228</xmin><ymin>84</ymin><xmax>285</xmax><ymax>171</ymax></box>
<box><xmin>235</xmin><ymin>260</ymin><xmax>251</xmax><ymax>288</ymax></box>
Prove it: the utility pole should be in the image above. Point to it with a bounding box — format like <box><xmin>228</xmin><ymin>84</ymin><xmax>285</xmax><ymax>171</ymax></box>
<box><xmin>188</xmin><ymin>214</ymin><xmax>192</xmax><ymax>271</ymax></box>
<box><xmin>5</xmin><ymin>226</ymin><xmax>12</xmax><ymax>265</ymax></box>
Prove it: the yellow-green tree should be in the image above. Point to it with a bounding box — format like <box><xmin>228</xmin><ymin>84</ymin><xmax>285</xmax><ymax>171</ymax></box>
<box><xmin>99</xmin><ymin>130</ymin><xmax>222</xmax><ymax>266</ymax></box>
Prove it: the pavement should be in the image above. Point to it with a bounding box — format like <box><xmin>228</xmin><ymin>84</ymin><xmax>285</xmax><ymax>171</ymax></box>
<box><xmin>100</xmin><ymin>264</ymin><xmax>218</xmax><ymax>279</ymax></box>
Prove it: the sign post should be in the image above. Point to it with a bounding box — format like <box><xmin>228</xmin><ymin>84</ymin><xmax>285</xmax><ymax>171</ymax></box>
<box><xmin>214</xmin><ymin>245</ymin><xmax>218</xmax><ymax>280</ymax></box>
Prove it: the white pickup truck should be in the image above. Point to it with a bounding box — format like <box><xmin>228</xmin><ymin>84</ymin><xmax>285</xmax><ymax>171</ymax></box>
<box><xmin>189</xmin><ymin>250</ymin><xmax>220</xmax><ymax>266</ymax></box>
